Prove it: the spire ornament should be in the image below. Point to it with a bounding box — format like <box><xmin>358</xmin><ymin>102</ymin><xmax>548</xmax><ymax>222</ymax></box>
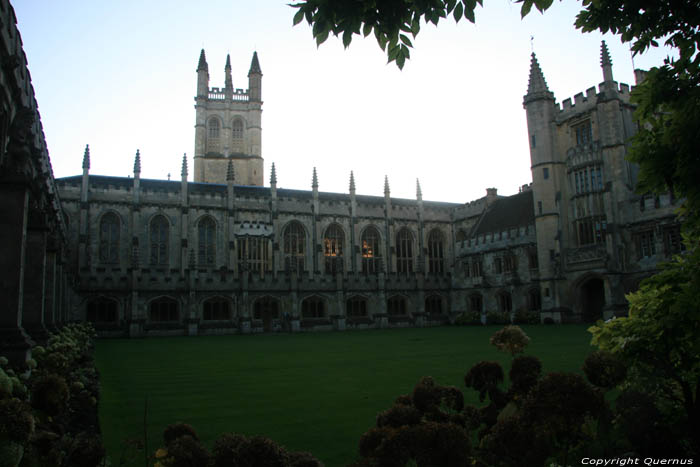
<box><xmin>226</xmin><ymin>159</ymin><xmax>235</xmax><ymax>182</ymax></box>
<box><xmin>523</xmin><ymin>53</ymin><xmax>554</xmax><ymax>104</ymax></box>
<box><xmin>197</xmin><ymin>49</ymin><xmax>208</xmax><ymax>72</ymax></box>
<box><xmin>600</xmin><ymin>40</ymin><xmax>614</xmax><ymax>82</ymax></box>
<box><xmin>270</xmin><ymin>162</ymin><xmax>277</xmax><ymax>185</ymax></box>
<box><xmin>349</xmin><ymin>171</ymin><xmax>356</xmax><ymax>193</ymax></box>
<box><xmin>82</xmin><ymin>144</ymin><xmax>90</xmax><ymax>170</ymax></box>
<box><xmin>416</xmin><ymin>178</ymin><xmax>422</xmax><ymax>201</ymax></box>
<box><xmin>312</xmin><ymin>167</ymin><xmax>318</xmax><ymax>189</ymax></box>
<box><xmin>384</xmin><ymin>175</ymin><xmax>390</xmax><ymax>196</ymax></box>
<box><xmin>181</xmin><ymin>153</ymin><xmax>188</xmax><ymax>178</ymax></box>
<box><xmin>133</xmin><ymin>149</ymin><xmax>141</xmax><ymax>174</ymax></box>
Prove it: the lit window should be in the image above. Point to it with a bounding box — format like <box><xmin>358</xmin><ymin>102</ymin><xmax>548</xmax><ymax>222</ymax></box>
<box><xmin>324</xmin><ymin>224</ymin><xmax>344</xmax><ymax>275</ymax></box>
<box><xmin>361</xmin><ymin>227</ymin><xmax>382</xmax><ymax>274</ymax></box>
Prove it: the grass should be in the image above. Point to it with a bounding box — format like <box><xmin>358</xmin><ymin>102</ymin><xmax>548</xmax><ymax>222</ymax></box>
<box><xmin>95</xmin><ymin>324</ymin><xmax>595</xmax><ymax>466</ymax></box>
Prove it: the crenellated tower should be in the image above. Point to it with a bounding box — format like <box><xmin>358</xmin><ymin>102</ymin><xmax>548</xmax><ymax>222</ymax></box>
<box><xmin>193</xmin><ymin>49</ymin><xmax>263</xmax><ymax>185</ymax></box>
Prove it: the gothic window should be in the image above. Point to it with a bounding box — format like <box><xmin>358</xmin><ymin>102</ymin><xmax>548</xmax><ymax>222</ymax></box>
<box><xmin>149</xmin><ymin>215</ymin><xmax>169</xmax><ymax>266</ymax></box>
<box><xmin>388</xmin><ymin>296</ymin><xmax>407</xmax><ymax>316</ymax></box>
<box><xmin>231</xmin><ymin>118</ymin><xmax>244</xmax><ymax>152</ymax></box>
<box><xmin>425</xmin><ymin>295</ymin><xmax>443</xmax><ymax>316</ymax></box>
<box><xmin>573</xmin><ymin>120</ymin><xmax>592</xmax><ymax>146</ymax></box>
<box><xmin>346</xmin><ymin>296</ymin><xmax>368</xmax><ymax>318</ymax></box>
<box><xmin>577</xmin><ymin>216</ymin><xmax>607</xmax><ymax>246</ymax></box>
<box><xmin>149</xmin><ymin>297</ymin><xmax>178</xmax><ymax>322</ymax></box>
<box><xmin>471</xmin><ymin>258</ymin><xmax>483</xmax><ymax>277</ymax></box>
<box><xmin>503</xmin><ymin>254</ymin><xmax>516</xmax><ymax>273</ymax></box>
<box><xmin>528</xmin><ymin>249</ymin><xmax>539</xmax><ymax>269</ymax></box>
<box><xmin>237</xmin><ymin>236</ymin><xmax>270</xmax><ymax>275</ymax></box>
<box><xmin>497</xmin><ymin>291</ymin><xmax>512</xmax><ymax>313</ymax></box>
<box><xmin>99</xmin><ymin>212</ymin><xmax>120</xmax><ymax>264</ymax></box>
<box><xmin>361</xmin><ymin>226</ymin><xmax>381</xmax><ymax>274</ymax></box>
<box><xmin>635</xmin><ymin>230</ymin><xmax>656</xmax><ymax>259</ymax></box>
<box><xmin>206</xmin><ymin>118</ymin><xmax>221</xmax><ymax>154</ymax></box>
<box><xmin>198</xmin><ymin>217</ymin><xmax>216</xmax><ymax>267</ymax></box>
<box><xmin>86</xmin><ymin>298</ymin><xmax>118</xmax><ymax>323</ymax></box>
<box><xmin>527</xmin><ymin>288</ymin><xmax>542</xmax><ymax>311</ymax></box>
<box><xmin>427</xmin><ymin>229</ymin><xmax>445</xmax><ymax>274</ymax></box>
<box><xmin>663</xmin><ymin>225</ymin><xmax>685</xmax><ymax>256</ymax></box>
<box><xmin>283</xmin><ymin>221</ymin><xmax>306</xmax><ymax>274</ymax></box>
<box><xmin>323</xmin><ymin>224</ymin><xmax>344</xmax><ymax>275</ymax></box>
<box><xmin>202</xmin><ymin>297</ymin><xmax>230</xmax><ymax>321</ymax></box>
<box><xmin>469</xmin><ymin>294</ymin><xmax>483</xmax><ymax>314</ymax></box>
<box><xmin>573</xmin><ymin>165</ymin><xmax>603</xmax><ymax>195</ymax></box>
<box><xmin>396</xmin><ymin>228</ymin><xmax>414</xmax><ymax>274</ymax></box>
<box><xmin>253</xmin><ymin>297</ymin><xmax>279</xmax><ymax>320</ymax></box>
<box><xmin>301</xmin><ymin>296</ymin><xmax>325</xmax><ymax>319</ymax></box>
<box><xmin>494</xmin><ymin>257</ymin><xmax>503</xmax><ymax>274</ymax></box>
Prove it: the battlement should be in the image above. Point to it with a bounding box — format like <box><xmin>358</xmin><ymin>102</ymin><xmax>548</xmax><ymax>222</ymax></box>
<box><xmin>207</xmin><ymin>87</ymin><xmax>249</xmax><ymax>102</ymax></box>
<box><xmin>557</xmin><ymin>81</ymin><xmax>632</xmax><ymax>115</ymax></box>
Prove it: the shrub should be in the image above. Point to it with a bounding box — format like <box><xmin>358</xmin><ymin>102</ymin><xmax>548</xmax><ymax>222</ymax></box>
<box><xmin>513</xmin><ymin>309</ymin><xmax>540</xmax><ymax>324</ymax></box>
<box><xmin>582</xmin><ymin>350</ymin><xmax>627</xmax><ymax>390</ymax></box>
<box><xmin>31</xmin><ymin>374</ymin><xmax>69</xmax><ymax>416</ymax></box>
<box><xmin>485</xmin><ymin>310</ymin><xmax>510</xmax><ymax>325</ymax></box>
<box><xmin>455</xmin><ymin>310</ymin><xmax>482</xmax><ymax>325</ymax></box>
<box><xmin>464</xmin><ymin>361</ymin><xmax>504</xmax><ymax>402</ymax></box>
<box><xmin>509</xmin><ymin>355</ymin><xmax>542</xmax><ymax>397</ymax></box>
<box><xmin>212</xmin><ymin>432</ymin><xmax>248</xmax><ymax>467</ymax></box>
<box><xmin>164</xmin><ymin>422</ymin><xmax>199</xmax><ymax>445</ymax></box>
<box><xmin>376</xmin><ymin>404</ymin><xmax>422</xmax><ymax>428</ymax></box>
<box><xmin>489</xmin><ymin>325</ymin><xmax>530</xmax><ymax>356</ymax></box>
<box><xmin>0</xmin><ymin>398</ymin><xmax>34</xmax><ymax>444</ymax></box>
<box><xmin>164</xmin><ymin>434</ymin><xmax>210</xmax><ymax>467</ymax></box>
<box><xmin>288</xmin><ymin>450</ymin><xmax>324</xmax><ymax>467</ymax></box>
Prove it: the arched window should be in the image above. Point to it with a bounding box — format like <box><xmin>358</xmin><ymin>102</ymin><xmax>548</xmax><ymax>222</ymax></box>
<box><xmin>427</xmin><ymin>229</ymin><xmax>445</xmax><ymax>274</ymax></box>
<box><xmin>497</xmin><ymin>291</ymin><xmax>512</xmax><ymax>313</ymax></box>
<box><xmin>527</xmin><ymin>288</ymin><xmax>542</xmax><ymax>311</ymax></box>
<box><xmin>149</xmin><ymin>297</ymin><xmax>178</xmax><ymax>322</ymax></box>
<box><xmin>388</xmin><ymin>296</ymin><xmax>407</xmax><ymax>316</ymax></box>
<box><xmin>425</xmin><ymin>295</ymin><xmax>443</xmax><ymax>316</ymax></box>
<box><xmin>324</xmin><ymin>224</ymin><xmax>344</xmax><ymax>275</ymax></box>
<box><xmin>203</xmin><ymin>297</ymin><xmax>231</xmax><ymax>321</ymax></box>
<box><xmin>283</xmin><ymin>221</ymin><xmax>305</xmax><ymax>274</ymax></box>
<box><xmin>198</xmin><ymin>217</ymin><xmax>216</xmax><ymax>267</ymax></box>
<box><xmin>231</xmin><ymin>119</ymin><xmax>244</xmax><ymax>152</ymax></box>
<box><xmin>86</xmin><ymin>298</ymin><xmax>118</xmax><ymax>323</ymax></box>
<box><xmin>99</xmin><ymin>212</ymin><xmax>120</xmax><ymax>264</ymax></box>
<box><xmin>206</xmin><ymin>118</ymin><xmax>221</xmax><ymax>154</ymax></box>
<box><xmin>361</xmin><ymin>226</ymin><xmax>382</xmax><ymax>274</ymax></box>
<box><xmin>346</xmin><ymin>296</ymin><xmax>368</xmax><ymax>318</ymax></box>
<box><xmin>396</xmin><ymin>228</ymin><xmax>414</xmax><ymax>274</ymax></box>
<box><xmin>469</xmin><ymin>294</ymin><xmax>483</xmax><ymax>314</ymax></box>
<box><xmin>150</xmin><ymin>215</ymin><xmax>169</xmax><ymax>265</ymax></box>
<box><xmin>253</xmin><ymin>297</ymin><xmax>279</xmax><ymax>320</ymax></box>
<box><xmin>301</xmin><ymin>296</ymin><xmax>325</xmax><ymax>319</ymax></box>
<box><xmin>237</xmin><ymin>236</ymin><xmax>270</xmax><ymax>275</ymax></box>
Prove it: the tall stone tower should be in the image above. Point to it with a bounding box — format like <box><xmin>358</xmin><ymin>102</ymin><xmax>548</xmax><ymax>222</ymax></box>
<box><xmin>193</xmin><ymin>50</ymin><xmax>263</xmax><ymax>185</ymax></box>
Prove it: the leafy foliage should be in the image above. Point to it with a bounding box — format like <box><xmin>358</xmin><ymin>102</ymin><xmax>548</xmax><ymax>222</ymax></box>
<box><xmin>582</xmin><ymin>350</ymin><xmax>627</xmax><ymax>390</ymax></box>
<box><xmin>489</xmin><ymin>325</ymin><xmax>530</xmax><ymax>357</ymax></box>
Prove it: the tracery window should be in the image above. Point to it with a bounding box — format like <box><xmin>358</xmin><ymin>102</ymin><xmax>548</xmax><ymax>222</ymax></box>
<box><xmin>150</xmin><ymin>215</ymin><xmax>169</xmax><ymax>265</ymax></box>
<box><xmin>573</xmin><ymin>165</ymin><xmax>603</xmax><ymax>194</ymax></box>
<box><xmin>471</xmin><ymin>258</ymin><xmax>483</xmax><ymax>277</ymax></box>
<box><xmin>576</xmin><ymin>216</ymin><xmax>607</xmax><ymax>246</ymax></box>
<box><xmin>206</xmin><ymin>118</ymin><xmax>221</xmax><ymax>154</ymax></box>
<box><xmin>323</xmin><ymin>224</ymin><xmax>344</xmax><ymax>275</ymax></box>
<box><xmin>198</xmin><ymin>217</ymin><xmax>216</xmax><ymax>267</ymax></box>
<box><xmin>231</xmin><ymin>118</ymin><xmax>244</xmax><ymax>152</ymax></box>
<box><xmin>253</xmin><ymin>297</ymin><xmax>279</xmax><ymax>320</ymax></box>
<box><xmin>469</xmin><ymin>294</ymin><xmax>483</xmax><ymax>314</ymax></box>
<box><xmin>573</xmin><ymin>120</ymin><xmax>592</xmax><ymax>146</ymax></box>
<box><xmin>237</xmin><ymin>236</ymin><xmax>270</xmax><ymax>275</ymax></box>
<box><xmin>497</xmin><ymin>291</ymin><xmax>512</xmax><ymax>313</ymax></box>
<box><xmin>203</xmin><ymin>297</ymin><xmax>230</xmax><ymax>321</ymax></box>
<box><xmin>301</xmin><ymin>296</ymin><xmax>325</xmax><ymax>319</ymax></box>
<box><xmin>283</xmin><ymin>221</ymin><xmax>306</xmax><ymax>274</ymax></box>
<box><xmin>361</xmin><ymin>226</ymin><xmax>381</xmax><ymax>274</ymax></box>
<box><xmin>663</xmin><ymin>225</ymin><xmax>685</xmax><ymax>256</ymax></box>
<box><xmin>427</xmin><ymin>229</ymin><xmax>445</xmax><ymax>274</ymax></box>
<box><xmin>346</xmin><ymin>296</ymin><xmax>368</xmax><ymax>318</ymax></box>
<box><xmin>99</xmin><ymin>212</ymin><xmax>120</xmax><ymax>264</ymax></box>
<box><xmin>425</xmin><ymin>295</ymin><xmax>443</xmax><ymax>316</ymax></box>
<box><xmin>149</xmin><ymin>297</ymin><xmax>178</xmax><ymax>322</ymax></box>
<box><xmin>86</xmin><ymin>298</ymin><xmax>118</xmax><ymax>323</ymax></box>
<box><xmin>527</xmin><ymin>288</ymin><xmax>542</xmax><ymax>311</ymax></box>
<box><xmin>388</xmin><ymin>296</ymin><xmax>407</xmax><ymax>316</ymax></box>
<box><xmin>635</xmin><ymin>230</ymin><xmax>656</xmax><ymax>259</ymax></box>
<box><xmin>396</xmin><ymin>228</ymin><xmax>414</xmax><ymax>274</ymax></box>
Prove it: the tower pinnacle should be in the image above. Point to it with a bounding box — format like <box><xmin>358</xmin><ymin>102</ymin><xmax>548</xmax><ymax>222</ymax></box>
<box><xmin>226</xmin><ymin>159</ymin><xmax>235</xmax><ymax>182</ymax></box>
<box><xmin>384</xmin><ymin>176</ymin><xmax>390</xmax><ymax>196</ymax></box>
<box><xmin>82</xmin><ymin>144</ymin><xmax>90</xmax><ymax>170</ymax></box>
<box><xmin>416</xmin><ymin>178</ymin><xmax>422</xmax><ymax>201</ymax></box>
<box><xmin>181</xmin><ymin>153</ymin><xmax>188</xmax><ymax>178</ymax></box>
<box><xmin>600</xmin><ymin>40</ymin><xmax>614</xmax><ymax>82</ymax></box>
<box><xmin>349</xmin><ymin>171</ymin><xmax>356</xmax><ymax>193</ymax></box>
<box><xmin>133</xmin><ymin>149</ymin><xmax>141</xmax><ymax>174</ymax></box>
<box><xmin>197</xmin><ymin>49</ymin><xmax>208</xmax><ymax>72</ymax></box>
<box><xmin>248</xmin><ymin>51</ymin><xmax>262</xmax><ymax>75</ymax></box>
<box><xmin>270</xmin><ymin>162</ymin><xmax>277</xmax><ymax>185</ymax></box>
<box><xmin>312</xmin><ymin>167</ymin><xmax>318</xmax><ymax>189</ymax></box>
<box><xmin>225</xmin><ymin>54</ymin><xmax>233</xmax><ymax>92</ymax></box>
<box><xmin>523</xmin><ymin>53</ymin><xmax>554</xmax><ymax>104</ymax></box>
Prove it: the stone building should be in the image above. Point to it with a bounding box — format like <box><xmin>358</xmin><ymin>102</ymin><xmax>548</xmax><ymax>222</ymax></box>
<box><xmin>0</xmin><ymin>0</ymin><xmax>684</xmax><ymax>348</ymax></box>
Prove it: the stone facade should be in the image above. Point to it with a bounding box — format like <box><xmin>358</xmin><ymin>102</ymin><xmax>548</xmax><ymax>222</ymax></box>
<box><xmin>1</xmin><ymin>8</ymin><xmax>684</xmax><ymax>346</ymax></box>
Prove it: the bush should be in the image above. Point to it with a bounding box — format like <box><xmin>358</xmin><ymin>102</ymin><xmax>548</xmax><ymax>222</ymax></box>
<box><xmin>31</xmin><ymin>374</ymin><xmax>69</xmax><ymax>416</ymax></box>
<box><xmin>164</xmin><ymin>434</ymin><xmax>210</xmax><ymax>467</ymax></box>
<box><xmin>464</xmin><ymin>361</ymin><xmax>504</xmax><ymax>402</ymax></box>
<box><xmin>455</xmin><ymin>310</ymin><xmax>482</xmax><ymax>325</ymax></box>
<box><xmin>376</xmin><ymin>404</ymin><xmax>422</xmax><ymax>428</ymax></box>
<box><xmin>490</xmin><ymin>325</ymin><xmax>530</xmax><ymax>356</ymax></box>
<box><xmin>582</xmin><ymin>350</ymin><xmax>627</xmax><ymax>390</ymax></box>
<box><xmin>0</xmin><ymin>398</ymin><xmax>34</xmax><ymax>444</ymax></box>
<box><xmin>509</xmin><ymin>355</ymin><xmax>542</xmax><ymax>397</ymax></box>
<box><xmin>513</xmin><ymin>309</ymin><xmax>540</xmax><ymax>324</ymax></box>
<box><xmin>164</xmin><ymin>422</ymin><xmax>199</xmax><ymax>445</ymax></box>
<box><xmin>485</xmin><ymin>310</ymin><xmax>510</xmax><ymax>325</ymax></box>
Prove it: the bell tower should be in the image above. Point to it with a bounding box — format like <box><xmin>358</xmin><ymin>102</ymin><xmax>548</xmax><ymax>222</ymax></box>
<box><xmin>193</xmin><ymin>49</ymin><xmax>264</xmax><ymax>185</ymax></box>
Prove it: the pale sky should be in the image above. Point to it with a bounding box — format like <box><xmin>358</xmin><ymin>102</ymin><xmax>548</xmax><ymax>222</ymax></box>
<box><xmin>15</xmin><ymin>1</ymin><xmax>674</xmax><ymax>203</ymax></box>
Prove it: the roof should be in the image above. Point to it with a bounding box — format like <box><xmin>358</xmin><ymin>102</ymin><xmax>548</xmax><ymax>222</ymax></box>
<box><xmin>472</xmin><ymin>190</ymin><xmax>534</xmax><ymax>236</ymax></box>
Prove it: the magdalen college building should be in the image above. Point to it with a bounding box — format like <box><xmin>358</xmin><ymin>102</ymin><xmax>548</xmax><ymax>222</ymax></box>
<box><xmin>0</xmin><ymin>0</ymin><xmax>683</xmax><ymax>356</ymax></box>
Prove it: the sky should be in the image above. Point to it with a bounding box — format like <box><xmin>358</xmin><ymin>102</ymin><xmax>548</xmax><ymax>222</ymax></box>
<box><xmin>14</xmin><ymin>1</ymin><xmax>675</xmax><ymax>203</ymax></box>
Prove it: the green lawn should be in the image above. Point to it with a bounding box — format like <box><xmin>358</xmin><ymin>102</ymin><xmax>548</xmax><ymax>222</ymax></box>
<box><xmin>95</xmin><ymin>325</ymin><xmax>595</xmax><ymax>466</ymax></box>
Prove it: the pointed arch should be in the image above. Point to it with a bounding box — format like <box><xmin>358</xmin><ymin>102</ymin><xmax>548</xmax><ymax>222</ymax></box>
<box><xmin>197</xmin><ymin>215</ymin><xmax>217</xmax><ymax>267</ymax></box>
<box><xmin>148</xmin><ymin>296</ymin><xmax>179</xmax><ymax>322</ymax></box>
<box><xmin>425</xmin><ymin>294</ymin><xmax>444</xmax><ymax>316</ymax></box>
<box><xmin>496</xmin><ymin>290</ymin><xmax>512</xmax><ymax>313</ymax></box>
<box><xmin>283</xmin><ymin>220</ymin><xmax>306</xmax><ymax>273</ymax></box>
<box><xmin>360</xmin><ymin>225</ymin><xmax>382</xmax><ymax>274</ymax></box>
<box><xmin>149</xmin><ymin>214</ymin><xmax>170</xmax><ymax>265</ymax></box>
<box><xmin>427</xmin><ymin>228</ymin><xmax>445</xmax><ymax>274</ymax></box>
<box><xmin>202</xmin><ymin>295</ymin><xmax>232</xmax><ymax>321</ymax></box>
<box><xmin>396</xmin><ymin>228</ymin><xmax>414</xmax><ymax>274</ymax></box>
<box><xmin>86</xmin><ymin>296</ymin><xmax>119</xmax><ymax>323</ymax></box>
<box><xmin>99</xmin><ymin>211</ymin><xmax>120</xmax><ymax>264</ymax></box>
<box><xmin>346</xmin><ymin>295</ymin><xmax>369</xmax><ymax>318</ymax></box>
<box><xmin>527</xmin><ymin>287</ymin><xmax>542</xmax><ymax>311</ymax></box>
<box><xmin>206</xmin><ymin>116</ymin><xmax>222</xmax><ymax>154</ymax></box>
<box><xmin>387</xmin><ymin>294</ymin><xmax>408</xmax><ymax>316</ymax></box>
<box><xmin>301</xmin><ymin>295</ymin><xmax>326</xmax><ymax>319</ymax></box>
<box><xmin>323</xmin><ymin>223</ymin><xmax>345</xmax><ymax>275</ymax></box>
